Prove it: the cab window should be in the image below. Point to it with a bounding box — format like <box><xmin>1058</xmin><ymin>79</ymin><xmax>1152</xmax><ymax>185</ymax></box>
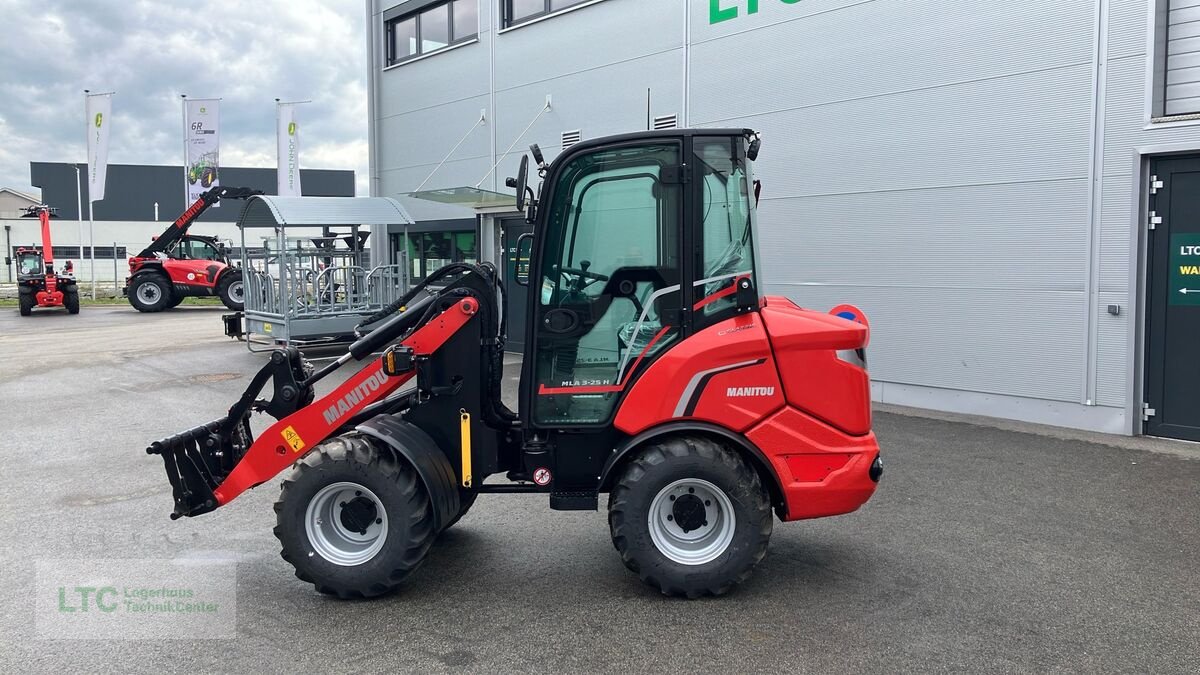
<box><xmin>176</xmin><ymin>239</ymin><xmax>221</xmax><ymax>260</ymax></box>
<box><xmin>695</xmin><ymin>138</ymin><xmax>755</xmax><ymax>320</ymax></box>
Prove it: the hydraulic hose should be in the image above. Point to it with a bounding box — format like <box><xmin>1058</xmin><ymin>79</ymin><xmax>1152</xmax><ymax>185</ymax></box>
<box><xmin>347</xmin><ymin>292</ymin><xmax>438</xmax><ymax>361</ymax></box>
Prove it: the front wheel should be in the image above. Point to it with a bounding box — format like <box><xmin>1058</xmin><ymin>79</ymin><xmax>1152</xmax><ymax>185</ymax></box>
<box><xmin>608</xmin><ymin>435</ymin><xmax>773</xmax><ymax>598</ymax></box>
<box><xmin>274</xmin><ymin>435</ymin><xmax>436</xmax><ymax>599</ymax></box>
<box><xmin>64</xmin><ymin>287</ymin><xmax>80</xmax><ymax>314</ymax></box>
<box><xmin>129</xmin><ymin>275</ymin><xmax>171</xmax><ymax>312</ymax></box>
<box><xmin>18</xmin><ymin>289</ymin><xmax>33</xmax><ymax>316</ymax></box>
<box><xmin>217</xmin><ymin>272</ymin><xmax>244</xmax><ymax>311</ymax></box>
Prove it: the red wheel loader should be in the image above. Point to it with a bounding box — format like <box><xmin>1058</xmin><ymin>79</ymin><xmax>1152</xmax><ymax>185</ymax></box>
<box><xmin>147</xmin><ymin>129</ymin><xmax>882</xmax><ymax>598</ymax></box>
<box><xmin>15</xmin><ymin>205</ymin><xmax>79</xmax><ymax>316</ymax></box>
<box><xmin>124</xmin><ymin>186</ymin><xmax>261</xmax><ymax>312</ymax></box>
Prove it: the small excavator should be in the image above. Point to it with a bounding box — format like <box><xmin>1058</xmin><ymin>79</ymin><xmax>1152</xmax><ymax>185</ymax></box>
<box><xmin>146</xmin><ymin>129</ymin><xmax>883</xmax><ymax>599</ymax></box>
<box><xmin>124</xmin><ymin>186</ymin><xmax>261</xmax><ymax>312</ymax></box>
<box><xmin>15</xmin><ymin>204</ymin><xmax>78</xmax><ymax>316</ymax></box>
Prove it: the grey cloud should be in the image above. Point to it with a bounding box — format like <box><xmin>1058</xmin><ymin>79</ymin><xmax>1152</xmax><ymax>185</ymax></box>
<box><xmin>0</xmin><ymin>0</ymin><xmax>367</xmax><ymax>196</ymax></box>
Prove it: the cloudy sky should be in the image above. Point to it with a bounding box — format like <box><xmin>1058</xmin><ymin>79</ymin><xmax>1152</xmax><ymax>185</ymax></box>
<box><xmin>0</xmin><ymin>0</ymin><xmax>368</xmax><ymax>197</ymax></box>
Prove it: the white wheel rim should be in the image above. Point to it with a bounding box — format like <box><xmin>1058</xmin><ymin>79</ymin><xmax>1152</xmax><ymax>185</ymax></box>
<box><xmin>229</xmin><ymin>280</ymin><xmax>244</xmax><ymax>303</ymax></box>
<box><xmin>137</xmin><ymin>283</ymin><xmax>161</xmax><ymax>304</ymax></box>
<box><xmin>304</xmin><ymin>482</ymin><xmax>388</xmax><ymax>567</ymax></box>
<box><xmin>647</xmin><ymin>478</ymin><xmax>736</xmax><ymax>566</ymax></box>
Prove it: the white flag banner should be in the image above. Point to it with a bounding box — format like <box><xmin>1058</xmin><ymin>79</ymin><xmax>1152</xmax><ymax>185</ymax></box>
<box><xmin>277</xmin><ymin>103</ymin><xmax>302</xmax><ymax>197</ymax></box>
<box><xmin>184</xmin><ymin>99</ymin><xmax>220</xmax><ymax>204</ymax></box>
<box><xmin>86</xmin><ymin>93</ymin><xmax>112</xmax><ymax>201</ymax></box>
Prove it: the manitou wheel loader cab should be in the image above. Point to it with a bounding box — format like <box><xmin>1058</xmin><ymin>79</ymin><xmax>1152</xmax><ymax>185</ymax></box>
<box><xmin>146</xmin><ymin>129</ymin><xmax>883</xmax><ymax>598</ymax></box>
<box><xmin>16</xmin><ymin>205</ymin><xmax>79</xmax><ymax>316</ymax></box>
<box><xmin>124</xmin><ymin>186</ymin><xmax>261</xmax><ymax>312</ymax></box>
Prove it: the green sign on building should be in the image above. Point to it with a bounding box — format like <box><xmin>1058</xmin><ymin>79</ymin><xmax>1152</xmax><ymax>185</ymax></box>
<box><xmin>710</xmin><ymin>0</ymin><xmax>805</xmax><ymax>25</ymax></box>
<box><xmin>1169</xmin><ymin>234</ymin><xmax>1200</xmax><ymax>306</ymax></box>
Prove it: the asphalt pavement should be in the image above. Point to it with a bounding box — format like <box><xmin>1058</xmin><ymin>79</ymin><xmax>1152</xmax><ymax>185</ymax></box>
<box><xmin>0</xmin><ymin>306</ymin><xmax>1197</xmax><ymax>673</ymax></box>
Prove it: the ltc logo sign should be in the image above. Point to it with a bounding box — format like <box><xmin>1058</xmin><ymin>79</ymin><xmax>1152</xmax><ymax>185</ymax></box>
<box><xmin>1171</xmin><ymin>234</ymin><xmax>1200</xmax><ymax>306</ymax></box>
<box><xmin>710</xmin><ymin>0</ymin><xmax>805</xmax><ymax>24</ymax></box>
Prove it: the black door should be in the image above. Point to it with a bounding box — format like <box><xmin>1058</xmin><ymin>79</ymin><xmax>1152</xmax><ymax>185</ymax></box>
<box><xmin>501</xmin><ymin>218</ymin><xmax>533</xmax><ymax>354</ymax></box>
<box><xmin>1145</xmin><ymin>155</ymin><xmax>1200</xmax><ymax>441</ymax></box>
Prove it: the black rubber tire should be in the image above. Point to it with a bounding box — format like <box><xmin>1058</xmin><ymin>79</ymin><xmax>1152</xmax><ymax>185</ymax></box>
<box><xmin>64</xmin><ymin>287</ymin><xmax>80</xmax><ymax>314</ymax></box>
<box><xmin>442</xmin><ymin>491</ymin><xmax>477</xmax><ymax>531</ymax></box>
<box><xmin>201</xmin><ymin>168</ymin><xmax>215</xmax><ymax>188</ymax></box>
<box><xmin>274</xmin><ymin>435</ymin><xmax>436</xmax><ymax>599</ymax></box>
<box><xmin>608</xmin><ymin>435</ymin><xmax>773</xmax><ymax>598</ymax></box>
<box><xmin>217</xmin><ymin>271</ymin><xmax>244</xmax><ymax>311</ymax></box>
<box><xmin>128</xmin><ymin>275</ymin><xmax>171</xmax><ymax>312</ymax></box>
<box><xmin>165</xmin><ymin>293</ymin><xmax>184</xmax><ymax>309</ymax></box>
<box><xmin>18</xmin><ymin>289</ymin><xmax>33</xmax><ymax>316</ymax></box>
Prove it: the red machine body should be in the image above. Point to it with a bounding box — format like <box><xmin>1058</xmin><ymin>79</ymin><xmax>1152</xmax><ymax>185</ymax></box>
<box><xmin>146</xmin><ymin>128</ymin><xmax>883</xmax><ymax>599</ymax></box>
<box><xmin>124</xmin><ymin>187</ymin><xmax>259</xmax><ymax>312</ymax></box>
<box><xmin>15</xmin><ymin>205</ymin><xmax>77</xmax><ymax>315</ymax></box>
<box><xmin>615</xmin><ymin>296</ymin><xmax>877</xmax><ymax>521</ymax></box>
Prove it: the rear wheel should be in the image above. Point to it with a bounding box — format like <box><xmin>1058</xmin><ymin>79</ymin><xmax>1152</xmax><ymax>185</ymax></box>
<box><xmin>64</xmin><ymin>287</ymin><xmax>80</xmax><ymax>314</ymax></box>
<box><xmin>608</xmin><ymin>435</ymin><xmax>772</xmax><ymax>598</ymax></box>
<box><xmin>129</xmin><ymin>275</ymin><xmax>171</xmax><ymax>312</ymax></box>
<box><xmin>217</xmin><ymin>272</ymin><xmax>244</xmax><ymax>311</ymax></box>
<box><xmin>274</xmin><ymin>435</ymin><xmax>436</xmax><ymax>599</ymax></box>
<box><xmin>18</xmin><ymin>289</ymin><xmax>33</xmax><ymax>316</ymax></box>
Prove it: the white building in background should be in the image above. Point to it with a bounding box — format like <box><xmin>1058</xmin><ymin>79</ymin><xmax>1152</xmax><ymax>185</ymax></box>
<box><xmin>365</xmin><ymin>0</ymin><xmax>1200</xmax><ymax>440</ymax></box>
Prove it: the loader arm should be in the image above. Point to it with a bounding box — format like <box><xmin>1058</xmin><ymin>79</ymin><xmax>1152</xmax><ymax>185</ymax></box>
<box><xmin>148</xmin><ymin>287</ymin><xmax>481</xmax><ymax>519</ymax></box>
<box><xmin>216</xmin><ymin>296</ymin><xmax>479</xmax><ymax>506</ymax></box>
<box><xmin>136</xmin><ymin>186</ymin><xmax>261</xmax><ymax>258</ymax></box>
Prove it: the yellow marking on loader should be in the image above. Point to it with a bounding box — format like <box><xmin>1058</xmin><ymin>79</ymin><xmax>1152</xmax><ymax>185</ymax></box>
<box><xmin>282</xmin><ymin>425</ymin><xmax>305</xmax><ymax>453</ymax></box>
<box><xmin>459</xmin><ymin>409</ymin><xmax>472</xmax><ymax>488</ymax></box>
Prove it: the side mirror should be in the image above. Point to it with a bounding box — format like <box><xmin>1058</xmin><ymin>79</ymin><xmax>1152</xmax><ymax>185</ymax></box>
<box><xmin>747</xmin><ymin>136</ymin><xmax>762</xmax><ymax>161</ymax></box>
<box><xmin>513</xmin><ymin>155</ymin><xmax>529</xmax><ymax>212</ymax></box>
<box><xmin>514</xmin><ymin>232</ymin><xmax>534</xmax><ymax>286</ymax></box>
<box><xmin>530</xmin><ymin>143</ymin><xmax>545</xmax><ymax>168</ymax></box>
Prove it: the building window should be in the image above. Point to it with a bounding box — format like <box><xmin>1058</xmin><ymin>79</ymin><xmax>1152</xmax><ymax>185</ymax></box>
<box><xmin>386</xmin><ymin>0</ymin><xmax>478</xmax><ymax>67</ymax></box>
<box><xmin>1153</xmin><ymin>0</ymin><xmax>1200</xmax><ymax>118</ymax></box>
<box><xmin>502</xmin><ymin>0</ymin><xmax>594</xmax><ymax>28</ymax></box>
<box><xmin>393</xmin><ymin>230</ymin><xmax>478</xmax><ymax>283</ymax></box>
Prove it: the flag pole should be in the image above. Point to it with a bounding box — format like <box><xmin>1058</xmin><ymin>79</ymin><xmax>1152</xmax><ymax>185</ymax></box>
<box><xmin>180</xmin><ymin>94</ymin><xmax>188</xmax><ymax>209</ymax></box>
<box><xmin>81</xmin><ymin>90</ymin><xmax>88</xmax><ymax>293</ymax></box>
<box><xmin>75</xmin><ymin>165</ymin><xmax>83</xmax><ymax>268</ymax></box>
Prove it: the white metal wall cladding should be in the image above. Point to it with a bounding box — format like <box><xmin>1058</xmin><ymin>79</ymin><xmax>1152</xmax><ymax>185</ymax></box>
<box><xmin>367</xmin><ymin>0</ymin><xmax>1200</xmax><ymax>431</ymax></box>
<box><xmin>1167</xmin><ymin>0</ymin><xmax>1200</xmax><ymax>115</ymax></box>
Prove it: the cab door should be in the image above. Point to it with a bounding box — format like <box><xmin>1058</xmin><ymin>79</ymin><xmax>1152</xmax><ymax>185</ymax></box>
<box><xmin>522</xmin><ymin>140</ymin><xmax>686</xmax><ymax>427</ymax></box>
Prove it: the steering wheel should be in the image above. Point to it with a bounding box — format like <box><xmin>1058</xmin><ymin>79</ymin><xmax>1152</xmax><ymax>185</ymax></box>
<box><xmin>555</xmin><ymin>259</ymin><xmax>609</xmax><ymax>291</ymax></box>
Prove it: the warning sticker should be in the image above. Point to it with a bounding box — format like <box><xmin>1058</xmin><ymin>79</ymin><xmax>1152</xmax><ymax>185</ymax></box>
<box><xmin>1169</xmin><ymin>234</ymin><xmax>1200</xmax><ymax>306</ymax></box>
<box><xmin>281</xmin><ymin>426</ymin><xmax>305</xmax><ymax>453</ymax></box>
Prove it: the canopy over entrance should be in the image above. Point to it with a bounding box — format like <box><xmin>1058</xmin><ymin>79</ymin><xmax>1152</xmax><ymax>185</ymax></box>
<box><xmin>236</xmin><ymin>196</ymin><xmax>415</xmax><ymax>229</ymax></box>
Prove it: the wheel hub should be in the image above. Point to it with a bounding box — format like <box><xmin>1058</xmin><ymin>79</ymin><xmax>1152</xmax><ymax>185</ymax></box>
<box><xmin>338</xmin><ymin>496</ymin><xmax>378</xmax><ymax>535</ymax></box>
<box><xmin>671</xmin><ymin>493</ymin><xmax>707</xmax><ymax>532</ymax></box>
<box><xmin>137</xmin><ymin>283</ymin><xmax>161</xmax><ymax>303</ymax></box>
<box><xmin>647</xmin><ymin>478</ymin><xmax>737</xmax><ymax>566</ymax></box>
<box><xmin>304</xmin><ymin>482</ymin><xmax>388</xmax><ymax>567</ymax></box>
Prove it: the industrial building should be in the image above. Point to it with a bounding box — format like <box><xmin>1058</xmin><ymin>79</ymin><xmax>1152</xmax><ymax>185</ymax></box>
<box><xmin>364</xmin><ymin>0</ymin><xmax>1200</xmax><ymax>440</ymax></box>
<box><xmin>3</xmin><ymin>163</ymin><xmax>354</xmax><ymax>282</ymax></box>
